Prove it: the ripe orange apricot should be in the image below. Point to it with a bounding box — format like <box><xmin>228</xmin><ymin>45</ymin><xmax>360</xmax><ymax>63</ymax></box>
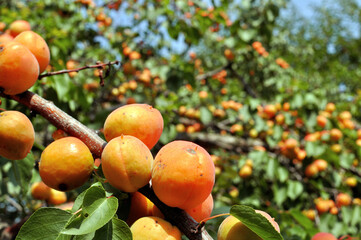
<box><xmin>336</xmin><ymin>193</ymin><xmax>352</xmax><ymax>207</ymax></box>
<box><xmin>31</xmin><ymin>181</ymin><xmax>51</xmax><ymax>200</ymax></box>
<box><xmin>101</xmin><ymin>135</ymin><xmax>153</xmax><ymax>192</ymax></box>
<box><xmin>126</xmin><ymin>191</ymin><xmax>158</xmax><ymax>225</ymax></box>
<box><xmin>14</xmin><ymin>31</ymin><xmax>50</xmax><ymax>73</ymax></box>
<box><xmin>130</xmin><ymin>216</ymin><xmax>181</xmax><ymax>240</ymax></box>
<box><xmin>0</xmin><ymin>111</ymin><xmax>35</xmax><ymax>160</ymax></box>
<box><xmin>39</xmin><ymin>137</ymin><xmax>94</xmax><ymax>191</ymax></box>
<box><xmin>151</xmin><ymin>140</ymin><xmax>215</xmax><ymax>209</ymax></box>
<box><xmin>185</xmin><ymin>194</ymin><xmax>214</xmax><ymax>222</ymax></box>
<box><xmin>103</xmin><ymin>104</ymin><xmax>163</xmax><ymax>149</ymax></box>
<box><xmin>0</xmin><ymin>41</ymin><xmax>39</xmax><ymax>95</ymax></box>
<box><xmin>47</xmin><ymin>188</ymin><xmax>67</xmax><ymax>205</ymax></box>
<box><xmin>0</xmin><ymin>33</ymin><xmax>14</xmax><ymax>44</ymax></box>
<box><xmin>8</xmin><ymin>20</ymin><xmax>31</xmax><ymax>37</ymax></box>
<box><xmin>311</xmin><ymin>232</ymin><xmax>337</xmax><ymax>240</ymax></box>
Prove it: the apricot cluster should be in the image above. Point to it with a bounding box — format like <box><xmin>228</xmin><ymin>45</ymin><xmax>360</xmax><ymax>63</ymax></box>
<box><xmin>99</xmin><ymin>103</ymin><xmax>216</xmax><ymax>237</ymax></box>
<box><xmin>0</xmin><ymin>19</ymin><xmax>50</xmax><ymax>95</ymax></box>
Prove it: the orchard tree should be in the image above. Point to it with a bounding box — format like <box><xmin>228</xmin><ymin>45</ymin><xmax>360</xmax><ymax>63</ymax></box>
<box><xmin>0</xmin><ymin>0</ymin><xmax>360</xmax><ymax>240</ymax></box>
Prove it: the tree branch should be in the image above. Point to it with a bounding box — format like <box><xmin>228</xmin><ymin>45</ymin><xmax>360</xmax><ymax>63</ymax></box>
<box><xmin>38</xmin><ymin>60</ymin><xmax>121</xmax><ymax>85</ymax></box>
<box><xmin>229</xmin><ymin>67</ymin><xmax>258</xmax><ymax>98</ymax></box>
<box><xmin>0</xmin><ymin>90</ymin><xmax>213</xmax><ymax>240</ymax></box>
<box><xmin>195</xmin><ymin>63</ymin><xmax>231</xmax><ymax>81</ymax></box>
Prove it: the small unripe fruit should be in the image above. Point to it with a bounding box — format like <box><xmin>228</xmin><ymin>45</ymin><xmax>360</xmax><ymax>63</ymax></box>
<box><xmin>302</xmin><ymin>209</ymin><xmax>316</xmax><ymax>221</ymax></box>
<box><xmin>345</xmin><ymin>177</ymin><xmax>357</xmax><ymax>187</ymax></box>
<box><xmin>239</xmin><ymin>165</ymin><xmax>252</xmax><ymax>178</ymax></box>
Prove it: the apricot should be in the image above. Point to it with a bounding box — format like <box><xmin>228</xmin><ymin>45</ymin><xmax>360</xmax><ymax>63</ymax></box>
<box><xmin>14</xmin><ymin>31</ymin><xmax>50</xmax><ymax>73</ymax></box>
<box><xmin>305</xmin><ymin>164</ymin><xmax>319</xmax><ymax>178</ymax></box>
<box><xmin>39</xmin><ymin>137</ymin><xmax>94</xmax><ymax>191</ymax></box>
<box><xmin>218</xmin><ymin>211</ymin><xmax>280</xmax><ymax>240</ymax></box>
<box><xmin>0</xmin><ymin>111</ymin><xmax>35</xmax><ymax>160</ymax></box>
<box><xmin>330</xmin><ymin>128</ymin><xmax>342</xmax><ymax>141</ymax></box>
<box><xmin>255</xmin><ymin>210</ymin><xmax>280</xmax><ymax>233</ymax></box>
<box><xmin>0</xmin><ymin>41</ymin><xmax>39</xmax><ymax>95</ymax></box>
<box><xmin>30</xmin><ymin>181</ymin><xmax>51</xmax><ymax>200</ymax></box>
<box><xmin>336</xmin><ymin>193</ymin><xmax>352</xmax><ymax>207</ymax></box>
<box><xmin>47</xmin><ymin>188</ymin><xmax>67</xmax><ymax>205</ymax></box>
<box><xmin>314</xmin><ymin>159</ymin><xmax>328</xmax><ymax>171</ymax></box>
<box><xmin>152</xmin><ymin>140</ymin><xmax>215</xmax><ymax>209</ymax></box>
<box><xmin>311</xmin><ymin>232</ymin><xmax>337</xmax><ymax>240</ymax></box>
<box><xmin>103</xmin><ymin>104</ymin><xmax>163</xmax><ymax>149</ymax></box>
<box><xmin>316</xmin><ymin>115</ymin><xmax>327</xmax><ymax>128</ymax></box>
<box><xmin>127</xmin><ymin>191</ymin><xmax>159</xmax><ymax>225</ymax></box>
<box><xmin>185</xmin><ymin>194</ymin><xmax>214</xmax><ymax>222</ymax></box>
<box><xmin>0</xmin><ymin>33</ymin><xmax>14</xmax><ymax>44</ymax></box>
<box><xmin>8</xmin><ymin>20</ymin><xmax>31</xmax><ymax>37</ymax></box>
<box><xmin>101</xmin><ymin>135</ymin><xmax>153</xmax><ymax>192</ymax></box>
<box><xmin>130</xmin><ymin>216</ymin><xmax>181</xmax><ymax>240</ymax></box>
<box><xmin>239</xmin><ymin>165</ymin><xmax>252</xmax><ymax>178</ymax></box>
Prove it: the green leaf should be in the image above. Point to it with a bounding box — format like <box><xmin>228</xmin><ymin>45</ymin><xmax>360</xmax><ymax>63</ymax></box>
<box><xmin>277</xmin><ymin>167</ymin><xmax>289</xmax><ymax>183</ymax></box>
<box><xmin>200</xmin><ymin>107</ymin><xmax>212</xmax><ymax>125</ymax></box>
<box><xmin>74</xmin><ymin>218</ymin><xmax>132</xmax><ymax>240</ymax></box>
<box><xmin>287</xmin><ymin>180</ymin><xmax>303</xmax><ymax>200</ymax></box>
<box><xmin>230</xmin><ymin>205</ymin><xmax>283</xmax><ymax>240</ymax></box>
<box><xmin>16</xmin><ymin>208</ymin><xmax>72</xmax><ymax>240</ymax></box>
<box><xmin>238</xmin><ymin>29</ymin><xmax>257</xmax><ymax>42</ymax></box>
<box><xmin>72</xmin><ymin>182</ymin><xmax>104</xmax><ymax>212</ymax></box>
<box><xmin>62</xmin><ymin>186</ymin><xmax>119</xmax><ymax>235</ymax></box>
<box><xmin>305</xmin><ymin>141</ymin><xmax>326</xmax><ymax>157</ymax></box>
<box><xmin>289</xmin><ymin>209</ymin><xmax>318</xmax><ymax>235</ymax></box>
<box><xmin>11</xmin><ymin>153</ymin><xmax>35</xmax><ymax>195</ymax></box>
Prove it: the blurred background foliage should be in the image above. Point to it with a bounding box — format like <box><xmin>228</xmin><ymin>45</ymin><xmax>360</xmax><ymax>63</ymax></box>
<box><xmin>1</xmin><ymin>0</ymin><xmax>361</xmax><ymax>239</ymax></box>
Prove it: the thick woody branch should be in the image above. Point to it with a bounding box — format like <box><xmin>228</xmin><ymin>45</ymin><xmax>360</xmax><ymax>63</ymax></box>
<box><xmin>0</xmin><ymin>90</ymin><xmax>212</xmax><ymax>240</ymax></box>
<box><xmin>0</xmin><ymin>91</ymin><xmax>106</xmax><ymax>158</ymax></box>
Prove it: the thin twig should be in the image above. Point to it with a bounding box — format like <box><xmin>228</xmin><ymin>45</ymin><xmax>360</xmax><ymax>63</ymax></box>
<box><xmin>229</xmin><ymin>67</ymin><xmax>257</xmax><ymax>98</ymax></box>
<box><xmin>38</xmin><ymin>61</ymin><xmax>120</xmax><ymax>80</ymax></box>
<box><xmin>195</xmin><ymin>63</ymin><xmax>231</xmax><ymax>81</ymax></box>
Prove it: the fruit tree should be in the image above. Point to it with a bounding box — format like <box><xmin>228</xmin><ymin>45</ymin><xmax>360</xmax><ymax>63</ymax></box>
<box><xmin>0</xmin><ymin>0</ymin><xmax>361</xmax><ymax>239</ymax></box>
